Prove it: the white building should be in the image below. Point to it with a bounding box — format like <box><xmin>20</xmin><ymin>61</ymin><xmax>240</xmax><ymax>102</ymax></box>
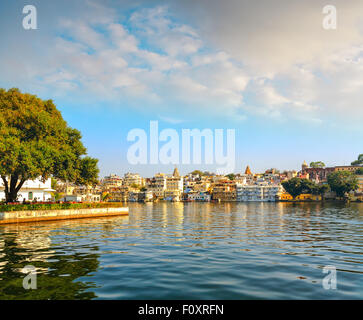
<box><xmin>236</xmin><ymin>183</ymin><xmax>283</xmax><ymax>202</ymax></box>
<box><xmin>164</xmin><ymin>168</ymin><xmax>183</xmax><ymax>201</ymax></box>
<box><xmin>0</xmin><ymin>178</ymin><xmax>54</xmax><ymax>202</ymax></box>
<box><xmin>123</xmin><ymin>173</ymin><xmax>144</xmax><ymax>187</ymax></box>
<box><xmin>102</xmin><ymin>174</ymin><xmax>123</xmax><ymax>188</ymax></box>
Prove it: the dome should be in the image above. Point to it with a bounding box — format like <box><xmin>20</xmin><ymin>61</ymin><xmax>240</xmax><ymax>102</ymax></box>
<box><xmin>302</xmin><ymin>160</ymin><xmax>308</xmax><ymax>169</ymax></box>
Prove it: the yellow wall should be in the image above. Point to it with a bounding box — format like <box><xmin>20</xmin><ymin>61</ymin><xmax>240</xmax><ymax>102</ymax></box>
<box><xmin>280</xmin><ymin>193</ymin><xmax>321</xmax><ymax>201</ymax></box>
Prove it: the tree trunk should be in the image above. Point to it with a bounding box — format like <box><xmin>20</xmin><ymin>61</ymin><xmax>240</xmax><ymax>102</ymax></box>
<box><xmin>1</xmin><ymin>175</ymin><xmax>26</xmax><ymax>203</ymax></box>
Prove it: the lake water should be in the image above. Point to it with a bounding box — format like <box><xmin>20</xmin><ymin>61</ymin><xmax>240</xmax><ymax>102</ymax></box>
<box><xmin>0</xmin><ymin>202</ymin><xmax>362</xmax><ymax>299</ymax></box>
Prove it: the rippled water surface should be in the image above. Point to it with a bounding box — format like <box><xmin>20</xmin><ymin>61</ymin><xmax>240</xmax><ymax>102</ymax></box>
<box><xmin>0</xmin><ymin>202</ymin><xmax>362</xmax><ymax>299</ymax></box>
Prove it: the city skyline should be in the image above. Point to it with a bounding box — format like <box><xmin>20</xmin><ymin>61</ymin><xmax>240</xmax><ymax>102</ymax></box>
<box><xmin>0</xmin><ymin>0</ymin><xmax>362</xmax><ymax>177</ymax></box>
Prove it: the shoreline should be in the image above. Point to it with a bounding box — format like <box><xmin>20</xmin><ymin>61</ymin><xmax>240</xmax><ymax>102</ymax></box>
<box><xmin>0</xmin><ymin>207</ymin><xmax>129</xmax><ymax>225</ymax></box>
<box><xmin>124</xmin><ymin>199</ymin><xmax>361</xmax><ymax>203</ymax></box>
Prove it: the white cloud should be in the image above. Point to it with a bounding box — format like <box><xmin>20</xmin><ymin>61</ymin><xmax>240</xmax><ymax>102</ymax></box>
<box><xmin>168</xmin><ymin>0</ymin><xmax>363</xmax><ymax>126</ymax></box>
<box><xmin>14</xmin><ymin>4</ymin><xmax>249</xmax><ymax>121</ymax></box>
<box><xmin>2</xmin><ymin>1</ymin><xmax>363</xmax><ymax>129</ymax></box>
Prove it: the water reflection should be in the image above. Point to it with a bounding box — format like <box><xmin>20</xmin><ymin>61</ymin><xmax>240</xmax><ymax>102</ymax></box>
<box><xmin>0</xmin><ymin>203</ymin><xmax>361</xmax><ymax>299</ymax></box>
<box><xmin>0</xmin><ymin>217</ymin><xmax>128</xmax><ymax>299</ymax></box>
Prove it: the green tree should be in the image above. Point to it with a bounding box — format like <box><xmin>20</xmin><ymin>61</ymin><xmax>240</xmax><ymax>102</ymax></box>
<box><xmin>226</xmin><ymin>173</ymin><xmax>236</xmax><ymax>180</ymax></box>
<box><xmin>0</xmin><ymin>88</ymin><xmax>99</xmax><ymax>203</ymax></box>
<box><xmin>309</xmin><ymin>161</ymin><xmax>326</xmax><ymax>168</ymax></box>
<box><xmin>282</xmin><ymin>177</ymin><xmax>312</xmax><ymax>199</ymax></box>
<box><xmin>327</xmin><ymin>171</ymin><xmax>358</xmax><ymax>198</ymax></box>
<box><xmin>101</xmin><ymin>192</ymin><xmax>111</xmax><ymax>202</ymax></box>
<box><xmin>355</xmin><ymin>167</ymin><xmax>363</xmax><ymax>175</ymax></box>
<box><xmin>50</xmin><ymin>178</ymin><xmax>63</xmax><ymax>201</ymax></box>
<box><xmin>310</xmin><ymin>183</ymin><xmax>330</xmax><ymax>200</ymax></box>
<box><xmin>351</xmin><ymin>154</ymin><xmax>363</xmax><ymax>166</ymax></box>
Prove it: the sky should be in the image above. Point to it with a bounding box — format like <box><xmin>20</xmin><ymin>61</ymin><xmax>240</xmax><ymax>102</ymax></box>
<box><xmin>0</xmin><ymin>0</ymin><xmax>362</xmax><ymax>177</ymax></box>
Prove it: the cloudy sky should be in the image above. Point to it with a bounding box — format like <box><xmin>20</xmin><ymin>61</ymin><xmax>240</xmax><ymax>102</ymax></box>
<box><xmin>0</xmin><ymin>0</ymin><xmax>362</xmax><ymax>176</ymax></box>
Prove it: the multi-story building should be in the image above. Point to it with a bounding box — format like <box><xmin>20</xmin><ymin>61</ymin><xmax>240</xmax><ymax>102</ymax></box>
<box><xmin>107</xmin><ymin>185</ymin><xmax>130</xmax><ymax>202</ymax></box>
<box><xmin>56</xmin><ymin>182</ymin><xmax>76</xmax><ymax>196</ymax></box>
<box><xmin>146</xmin><ymin>173</ymin><xmax>167</xmax><ymax>199</ymax></box>
<box><xmin>102</xmin><ymin>174</ymin><xmax>123</xmax><ymax>189</ymax></box>
<box><xmin>211</xmin><ymin>175</ymin><xmax>227</xmax><ymax>183</ymax></box>
<box><xmin>236</xmin><ymin>184</ymin><xmax>283</xmax><ymax>202</ymax></box>
<box><xmin>123</xmin><ymin>172</ymin><xmax>144</xmax><ymax>187</ymax></box>
<box><xmin>56</xmin><ymin>182</ymin><xmax>101</xmax><ymax>202</ymax></box>
<box><xmin>334</xmin><ymin>165</ymin><xmax>362</xmax><ymax>173</ymax></box>
<box><xmin>183</xmin><ymin>173</ymin><xmax>201</xmax><ymax>191</ymax></box>
<box><xmin>212</xmin><ymin>181</ymin><xmax>236</xmax><ymax>201</ymax></box>
<box><xmin>301</xmin><ymin>167</ymin><xmax>334</xmax><ymax>182</ymax></box>
<box><xmin>164</xmin><ymin>168</ymin><xmax>183</xmax><ymax>201</ymax></box>
<box><xmin>193</xmin><ymin>181</ymin><xmax>211</xmax><ymax>193</ymax></box>
<box><xmin>280</xmin><ymin>171</ymin><xmax>298</xmax><ymax>181</ymax></box>
<box><xmin>234</xmin><ymin>176</ymin><xmax>247</xmax><ymax>185</ymax></box>
<box><xmin>300</xmin><ymin>161</ymin><xmax>361</xmax><ymax>183</ymax></box>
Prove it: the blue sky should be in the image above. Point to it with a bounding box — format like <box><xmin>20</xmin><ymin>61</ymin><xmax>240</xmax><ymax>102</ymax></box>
<box><xmin>0</xmin><ymin>0</ymin><xmax>362</xmax><ymax>177</ymax></box>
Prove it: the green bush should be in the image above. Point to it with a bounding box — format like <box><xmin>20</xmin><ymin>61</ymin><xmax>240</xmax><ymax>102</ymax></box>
<box><xmin>0</xmin><ymin>202</ymin><xmax>125</xmax><ymax>212</ymax></box>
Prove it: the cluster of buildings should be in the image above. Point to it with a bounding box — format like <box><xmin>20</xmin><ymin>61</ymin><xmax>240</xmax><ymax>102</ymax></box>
<box><xmin>1</xmin><ymin>161</ymin><xmax>362</xmax><ymax>203</ymax></box>
<box><xmin>83</xmin><ymin>161</ymin><xmax>363</xmax><ymax>203</ymax></box>
<box><xmin>89</xmin><ymin>166</ymin><xmax>298</xmax><ymax>203</ymax></box>
<box><xmin>96</xmin><ymin>167</ymin><xmax>286</xmax><ymax>203</ymax></box>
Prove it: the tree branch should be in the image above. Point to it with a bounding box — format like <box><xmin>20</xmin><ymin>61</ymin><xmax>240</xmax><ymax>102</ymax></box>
<box><xmin>1</xmin><ymin>175</ymin><xmax>9</xmax><ymax>193</ymax></box>
<box><xmin>15</xmin><ymin>178</ymin><xmax>26</xmax><ymax>193</ymax></box>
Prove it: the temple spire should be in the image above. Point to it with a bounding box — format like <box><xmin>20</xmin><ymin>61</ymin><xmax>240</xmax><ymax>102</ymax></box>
<box><xmin>244</xmin><ymin>165</ymin><xmax>252</xmax><ymax>175</ymax></box>
<box><xmin>173</xmin><ymin>167</ymin><xmax>180</xmax><ymax>177</ymax></box>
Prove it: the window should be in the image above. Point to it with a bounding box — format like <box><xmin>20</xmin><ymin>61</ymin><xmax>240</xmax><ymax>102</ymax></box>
<box><xmin>28</xmin><ymin>192</ymin><xmax>33</xmax><ymax>200</ymax></box>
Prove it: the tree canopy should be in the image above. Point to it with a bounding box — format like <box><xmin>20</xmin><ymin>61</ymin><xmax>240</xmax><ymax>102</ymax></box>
<box><xmin>0</xmin><ymin>88</ymin><xmax>99</xmax><ymax>202</ymax></box>
<box><xmin>327</xmin><ymin>171</ymin><xmax>358</xmax><ymax>198</ymax></box>
<box><xmin>226</xmin><ymin>173</ymin><xmax>236</xmax><ymax>180</ymax></box>
<box><xmin>309</xmin><ymin>183</ymin><xmax>330</xmax><ymax>199</ymax></box>
<box><xmin>309</xmin><ymin>161</ymin><xmax>326</xmax><ymax>168</ymax></box>
<box><xmin>282</xmin><ymin>177</ymin><xmax>330</xmax><ymax>200</ymax></box>
<box><xmin>190</xmin><ymin>170</ymin><xmax>204</xmax><ymax>176</ymax></box>
<box><xmin>281</xmin><ymin>177</ymin><xmax>314</xmax><ymax>199</ymax></box>
<box><xmin>351</xmin><ymin>154</ymin><xmax>363</xmax><ymax>166</ymax></box>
